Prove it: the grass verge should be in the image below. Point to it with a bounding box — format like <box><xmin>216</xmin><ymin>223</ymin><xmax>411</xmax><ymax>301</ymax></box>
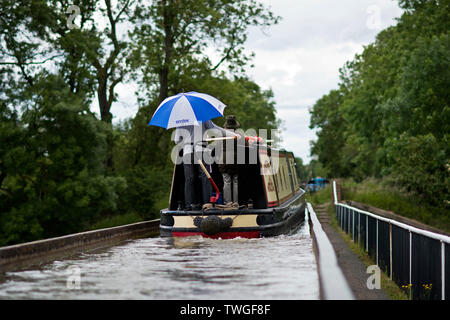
<box><xmin>306</xmin><ymin>184</ymin><xmax>332</xmax><ymax>206</ymax></box>
<box><xmin>342</xmin><ymin>178</ymin><xmax>450</xmax><ymax>233</ymax></box>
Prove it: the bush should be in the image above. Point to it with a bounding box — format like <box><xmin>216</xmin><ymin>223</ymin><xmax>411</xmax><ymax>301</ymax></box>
<box><xmin>118</xmin><ymin>165</ymin><xmax>172</xmax><ymax>220</ymax></box>
<box><xmin>387</xmin><ymin>133</ymin><xmax>449</xmax><ymax>208</ymax></box>
<box><xmin>342</xmin><ymin>178</ymin><xmax>450</xmax><ymax>233</ymax></box>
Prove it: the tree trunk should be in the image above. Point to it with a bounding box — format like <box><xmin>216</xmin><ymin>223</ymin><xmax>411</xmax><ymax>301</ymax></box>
<box><xmin>159</xmin><ymin>66</ymin><xmax>169</xmax><ymax>103</ymax></box>
<box><xmin>98</xmin><ymin>86</ymin><xmax>112</xmax><ymax>124</ymax></box>
<box><xmin>159</xmin><ymin>0</ymin><xmax>173</xmax><ymax>103</ymax></box>
<box><xmin>97</xmin><ymin>71</ymin><xmax>114</xmax><ymax>169</ymax></box>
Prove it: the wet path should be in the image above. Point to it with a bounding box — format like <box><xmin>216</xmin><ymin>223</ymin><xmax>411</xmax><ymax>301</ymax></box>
<box><xmin>0</xmin><ymin>222</ymin><xmax>319</xmax><ymax>300</ymax></box>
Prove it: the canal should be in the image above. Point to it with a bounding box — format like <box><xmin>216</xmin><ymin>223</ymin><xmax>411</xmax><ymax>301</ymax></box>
<box><xmin>0</xmin><ymin>220</ymin><xmax>319</xmax><ymax>299</ymax></box>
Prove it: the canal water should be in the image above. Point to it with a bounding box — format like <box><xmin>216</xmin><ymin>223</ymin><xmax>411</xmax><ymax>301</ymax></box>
<box><xmin>0</xmin><ymin>221</ymin><xmax>319</xmax><ymax>300</ymax></box>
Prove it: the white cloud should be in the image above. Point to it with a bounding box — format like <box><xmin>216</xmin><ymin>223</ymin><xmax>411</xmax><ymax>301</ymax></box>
<box><xmin>242</xmin><ymin>0</ymin><xmax>403</xmax><ymax>163</ymax></box>
<box><xmin>248</xmin><ymin>41</ymin><xmax>363</xmax><ymax>106</ymax></box>
<box><xmin>276</xmin><ymin>107</ymin><xmax>317</xmax><ymax>161</ymax></box>
<box><xmin>91</xmin><ymin>82</ymin><xmax>140</xmax><ymax>124</ymax></box>
<box><xmin>110</xmin><ymin>82</ymin><xmax>140</xmax><ymax>122</ymax></box>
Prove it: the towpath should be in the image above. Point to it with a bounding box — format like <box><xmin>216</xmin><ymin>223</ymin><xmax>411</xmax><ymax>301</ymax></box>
<box><xmin>314</xmin><ymin>203</ymin><xmax>390</xmax><ymax>300</ymax></box>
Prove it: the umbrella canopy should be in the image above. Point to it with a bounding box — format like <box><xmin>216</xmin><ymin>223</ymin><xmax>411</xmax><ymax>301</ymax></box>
<box><xmin>148</xmin><ymin>91</ymin><xmax>226</xmax><ymax>129</ymax></box>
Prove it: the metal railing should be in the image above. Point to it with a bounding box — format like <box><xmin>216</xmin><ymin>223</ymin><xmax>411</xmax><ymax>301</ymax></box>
<box><xmin>332</xmin><ymin>181</ymin><xmax>449</xmax><ymax>300</ymax></box>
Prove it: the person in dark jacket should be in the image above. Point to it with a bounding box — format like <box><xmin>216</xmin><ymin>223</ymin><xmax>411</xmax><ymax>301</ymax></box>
<box><xmin>174</xmin><ymin>119</ymin><xmax>237</xmax><ymax>210</ymax></box>
<box><xmin>218</xmin><ymin>115</ymin><xmax>243</xmax><ymax>204</ymax></box>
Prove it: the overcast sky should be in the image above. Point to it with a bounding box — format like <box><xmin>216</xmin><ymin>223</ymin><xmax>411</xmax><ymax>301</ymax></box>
<box><xmin>110</xmin><ymin>0</ymin><xmax>404</xmax><ymax>164</ymax></box>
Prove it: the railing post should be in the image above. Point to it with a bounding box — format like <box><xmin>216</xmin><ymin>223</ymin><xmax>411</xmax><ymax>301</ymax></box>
<box><xmin>336</xmin><ymin>206</ymin><xmax>341</xmax><ymax>226</ymax></box>
<box><xmin>348</xmin><ymin>208</ymin><xmax>350</xmax><ymax>234</ymax></box>
<box><xmin>348</xmin><ymin>208</ymin><xmax>351</xmax><ymax>235</ymax></box>
<box><xmin>366</xmin><ymin>215</ymin><xmax>369</xmax><ymax>253</ymax></box>
<box><xmin>389</xmin><ymin>223</ymin><xmax>393</xmax><ymax>280</ymax></box>
<box><xmin>352</xmin><ymin>210</ymin><xmax>355</xmax><ymax>242</ymax></box>
<box><xmin>358</xmin><ymin>212</ymin><xmax>361</xmax><ymax>246</ymax></box>
<box><xmin>349</xmin><ymin>209</ymin><xmax>352</xmax><ymax>239</ymax></box>
<box><xmin>376</xmin><ymin>219</ymin><xmax>379</xmax><ymax>266</ymax></box>
<box><xmin>442</xmin><ymin>241</ymin><xmax>445</xmax><ymax>300</ymax></box>
<box><xmin>342</xmin><ymin>208</ymin><xmax>348</xmax><ymax>231</ymax></box>
<box><xmin>409</xmin><ymin>231</ymin><xmax>412</xmax><ymax>286</ymax></box>
<box><xmin>339</xmin><ymin>206</ymin><xmax>341</xmax><ymax>228</ymax></box>
<box><xmin>332</xmin><ymin>180</ymin><xmax>338</xmax><ymax>205</ymax></box>
<box><xmin>340</xmin><ymin>206</ymin><xmax>342</xmax><ymax>229</ymax></box>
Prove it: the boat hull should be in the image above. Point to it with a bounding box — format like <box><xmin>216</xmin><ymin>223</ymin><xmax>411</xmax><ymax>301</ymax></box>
<box><xmin>171</xmin><ymin>231</ymin><xmax>260</xmax><ymax>239</ymax></box>
<box><xmin>160</xmin><ymin>190</ymin><xmax>306</xmax><ymax>239</ymax></box>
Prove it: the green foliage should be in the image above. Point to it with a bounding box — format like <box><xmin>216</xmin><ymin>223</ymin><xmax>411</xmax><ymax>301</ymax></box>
<box><xmin>0</xmin><ymin>1</ymin><xmax>282</xmax><ymax>246</ymax></box>
<box><xmin>309</xmin><ymin>0</ymin><xmax>450</xmax><ymax>209</ymax></box>
<box><xmin>306</xmin><ymin>185</ymin><xmax>331</xmax><ymax>205</ymax></box>
<box><xmin>180</xmin><ymin>74</ymin><xmax>281</xmax><ymax>131</ymax></box>
<box><xmin>117</xmin><ymin>165</ymin><xmax>173</xmax><ymax>220</ymax></box>
<box><xmin>294</xmin><ymin>157</ymin><xmax>309</xmax><ymax>182</ymax></box>
<box><xmin>89</xmin><ymin>212</ymin><xmax>142</xmax><ymax>230</ymax></box>
<box><xmin>0</xmin><ymin>75</ymin><xmax>126</xmax><ymax>246</ymax></box>
<box><xmin>305</xmin><ymin>159</ymin><xmax>328</xmax><ymax>179</ymax></box>
<box><xmin>309</xmin><ymin>90</ymin><xmax>353</xmax><ymax>177</ymax></box>
<box><xmin>128</xmin><ymin>0</ymin><xmax>280</xmax><ymax>102</ymax></box>
<box><xmin>342</xmin><ymin>178</ymin><xmax>450</xmax><ymax>233</ymax></box>
<box><xmin>386</xmin><ymin>133</ymin><xmax>449</xmax><ymax>207</ymax></box>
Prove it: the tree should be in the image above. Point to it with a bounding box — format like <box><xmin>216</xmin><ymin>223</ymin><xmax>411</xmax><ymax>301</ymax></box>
<box><xmin>129</xmin><ymin>0</ymin><xmax>280</xmax><ymax>104</ymax></box>
<box><xmin>0</xmin><ymin>0</ymin><xmax>137</xmax><ymax>169</ymax></box>
<box><xmin>0</xmin><ymin>0</ymin><xmax>284</xmax><ymax>245</ymax></box>
<box><xmin>0</xmin><ymin>74</ymin><xmax>126</xmax><ymax>246</ymax></box>
<box><xmin>0</xmin><ymin>0</ymin><xmax>134</xmax><ymax>244</ymax></box>
<box><xmin>294</xmin><ymin>157</ymin><xmax>308</xmax><ymax>182</ymax></box>
<box><xmin>0</xmin><ymin>0</ymin><xmax>133</xmax><ymax>125</ymax></box>
<box><xmin>309</xmin><ymin>0</ymin><xmax>449</xmax><ymax>205</ymax></box>
<box><xmin>309</xmin><ymin>90</ymin><xmax>353</xmax><ymax>178</ymax></box>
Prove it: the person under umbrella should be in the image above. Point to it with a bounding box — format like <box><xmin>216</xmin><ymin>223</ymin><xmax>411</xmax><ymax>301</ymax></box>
<box><xmin>174</xmin><ymin>119</ymin><xmax>237</xmax><ymax>210</ymax></box>
<box><xmin>149</xmin><ymin>92</ymin><xmax>238</xmax><ymax>210</ymax></box>
<box><xmin>218</xmin><ymin>115</ymin><xmax>243</xmax><ymax>205</ymax></box>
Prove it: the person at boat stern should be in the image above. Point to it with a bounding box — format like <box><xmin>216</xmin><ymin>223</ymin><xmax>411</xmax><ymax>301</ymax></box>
<box><xmin>174</xmin><ymin>119</ymin><xmax>237</xmax><ymax>210</ymax></box>
<box><xmin>219</xmin><ymin>115</ymin><xmax>244</xmax><ymax>205</ymax></box>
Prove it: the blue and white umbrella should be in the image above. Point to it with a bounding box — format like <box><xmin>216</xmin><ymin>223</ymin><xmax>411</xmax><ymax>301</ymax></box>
<box><xmin>148</xmin><ymin>91</ymin><xmax>227</xmax><ymax>129</ymax></box>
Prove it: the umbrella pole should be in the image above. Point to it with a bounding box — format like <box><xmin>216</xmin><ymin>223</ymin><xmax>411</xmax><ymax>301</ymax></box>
<box><xmin>197</xmin><ymin>159</ymin><xmax>220</xmax><ymax>205</ymax></box>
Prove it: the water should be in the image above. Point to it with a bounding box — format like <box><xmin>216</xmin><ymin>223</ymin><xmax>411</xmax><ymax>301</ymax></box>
<box><xmin>0</xmin><ymin>222</ymin><xmax>319</xmax><ymax>300</ymax></box>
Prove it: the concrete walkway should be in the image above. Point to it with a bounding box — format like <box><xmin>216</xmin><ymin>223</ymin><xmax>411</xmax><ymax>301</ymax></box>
<box><xmin>314</xmin><ymin>203</ymin><xmax>390</xmax><ymax>300</ymax></box>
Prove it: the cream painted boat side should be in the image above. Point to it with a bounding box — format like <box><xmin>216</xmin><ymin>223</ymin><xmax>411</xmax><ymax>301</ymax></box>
<box><xmin>174</xmin><ymin>214</ymin><xmax>258</xmax><ymax>228</ymax></box>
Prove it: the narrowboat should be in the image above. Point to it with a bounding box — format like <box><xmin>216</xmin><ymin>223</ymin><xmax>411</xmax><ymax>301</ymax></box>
<box><xmin>160</xmin><ymin>142</ymin><xmax>306</xmax><ymax>239</ymax></box>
